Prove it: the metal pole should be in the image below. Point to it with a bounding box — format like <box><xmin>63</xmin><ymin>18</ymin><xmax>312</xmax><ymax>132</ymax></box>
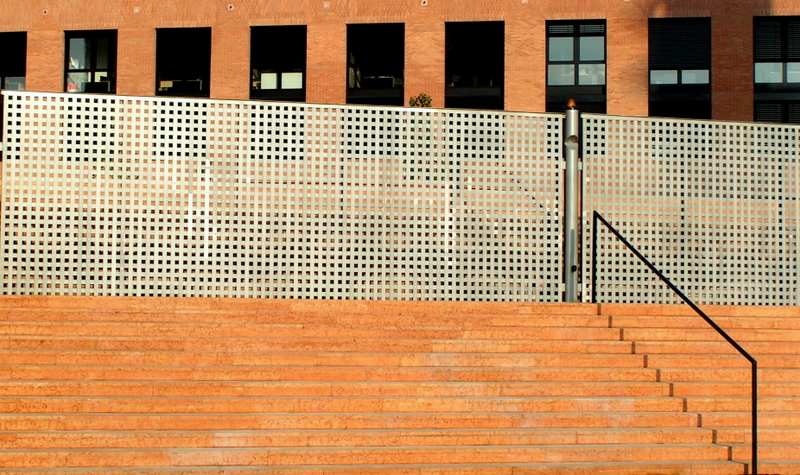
<box><xmin>563</xmin><ymin>99</ymin><xmax>580</xmax><ymax>302</ymax></box>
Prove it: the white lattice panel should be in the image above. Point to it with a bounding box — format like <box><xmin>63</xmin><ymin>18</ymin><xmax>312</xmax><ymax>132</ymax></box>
<box><xmin>583</xmin><ymin>114</ymin><xmax>800</xmax><ymax>306</ymax></box>
<box><xmin>1</xmin><ymin>92</ymin><xmax>563</xmax><ymax>300</ymax></box>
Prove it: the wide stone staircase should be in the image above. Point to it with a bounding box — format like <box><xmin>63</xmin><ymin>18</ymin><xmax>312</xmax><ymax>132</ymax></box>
<box><xmin>0</xmin><ymin>296</ymin><xmax>797</xmax><ymax>474</ymax></box>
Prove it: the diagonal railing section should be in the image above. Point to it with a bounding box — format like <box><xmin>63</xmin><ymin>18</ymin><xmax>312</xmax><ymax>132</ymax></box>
<box><xmin>591</xmin><ymin>210</ymin><xmax>758</xmax><ymax>475</ymax></box>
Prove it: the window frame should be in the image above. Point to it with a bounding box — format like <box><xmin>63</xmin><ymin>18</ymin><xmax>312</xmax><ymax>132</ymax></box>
<box><xmin>545</xmin><ymin>20</ymin><xmax>607</xmax><ymax>113</ymax></box>
<box><xmin>250</xmin><ymin>25</ymin><xmax>308</xmax><ymax>102</ymax></box>
<box><xmin>754</xmin><ymin>17</ymin><xmax>800</xmax><ymax>123</ymax></box>
<box><xmin>546</xmin><ymin>20</ymin><xmax>606</xmax><ymax>88</ymax></box>
<box><xmin>155</xmin><ymin>27</ymin><xmax>212</xmax><ymax>98</ymax></box>
<box><xmin>0</xmin><ymin>31</ymin><xmax>27</xmax><ymax>91</ymax></box>
<box><xmin>346</xmin><ymin>23</ymin><xmax>405</xmax><ymax>106</ymax></box>
<box><xmin>754</xmin><ymin>16</ymin><xmax>800</xmax><ymax>85</ymax></box>
<box><xmin>647</xmin><ymin>17</ymin><xmax>712</xmax><ymax>119</ymax></box>
<box><xmin>444</xmin><ymin>21</ymin><xmax>505</xmax><ymax>110</ymax></box>
<box><xmin>64</xmin><ymin>30</ymin><xmax>117</xmax><ymax>94</ymax></box>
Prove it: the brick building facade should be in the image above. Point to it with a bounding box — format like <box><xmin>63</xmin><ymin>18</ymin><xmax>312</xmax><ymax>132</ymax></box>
<box><xmin>0</xmin><ymin>0</ymin><xmax>799</xmax><ymax>121</ymax></box>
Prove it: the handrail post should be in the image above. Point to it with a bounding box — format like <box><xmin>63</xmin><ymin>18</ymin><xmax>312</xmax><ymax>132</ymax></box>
<box><xmin>752</xmin><ymin>360</ymin><xmax>758</xmax><ymax>474</ymax></box>
<box><xmin>591</xmin><ymin>210</ymin><xmax>598</xmax><ymax>304</ymax></box>
<box><xmin>563</xmin><ymin>99</ymin><xmax>580</xmax><ymax>302</ymax></box>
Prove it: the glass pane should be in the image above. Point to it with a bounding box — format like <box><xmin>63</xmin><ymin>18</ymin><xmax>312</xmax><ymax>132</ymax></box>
<box><xmin>68</xmin><ymin>38</ymin><xmax>90</xmax><ymax>70</ymax></box>
<box><xmin>96</xmin><ymin>38</ymin><xmax>109</xmax><ymax>69</ymax></box>
<box><xmin>787</xmin><ymin>63</ymin><xmax>800</xmax><ymax>83</ymax></box>
<box><xmin>260</xmin><ymin>72</ymin><xmax>278</xmax><ymax>89</ymax></box>
<box><xmin>579</xmin><ymin>36</ymin><xmax>604</xmax><ymax>61</ymax></box>
<box><xmin>755</xmin><ymin>63</ymin><xmax>783</xmax><ymax>83</ymax></box>
<box><xmin>66</xmin><ymin>72</ymin><xmax>90</xmax><ymax>92</ymax></box>
<box><xmin>650</xmin><ymin>70</ymin><xmax>678</xmax><ymax>85</ymax></box>
<box><xmin>578</xmin><ymin>63</ymin><xmax>605</xmax><ymax>85</ymax></box>
<box><xmin>3</xmin><ymin>77</ymin><xmax>25</xmax><ymax>91</ymax></box>
<box><xmin>548</xmin><ymin>37</ymin><xmax>573</xmax><ymax>61</ymax></box>
<box><xmin>548</xmin><ymin>64</ymin><xmax>575</xmax><ymax>86</ymax></box>
<box><xmin>681</xmin><ymin>69</ymin><xmax>710</xmax><ymax>84</ymax></box>
<box><xmin>281</xmin><ymin>72</ymin><xmax>303</xmax><ymax>89</ymax></box>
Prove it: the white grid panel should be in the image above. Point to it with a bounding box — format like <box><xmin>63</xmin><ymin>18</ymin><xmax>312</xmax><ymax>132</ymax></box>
<box><xmin>583</xmin><ymin>114</ymin><xmax>800</xmax><ymax>306</ymax></box>
<box><xmin>1</xmin><ymin>92</ymin><xmax>563</xmax><ymax>301</ymax></box>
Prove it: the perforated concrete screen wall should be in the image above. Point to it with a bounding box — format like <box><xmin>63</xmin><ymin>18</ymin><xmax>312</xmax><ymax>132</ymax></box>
<box><xmin>1</xmin><ymin>92</ymin><xmax>563</xmax><ymax>300</ymax></box>
<box><xmin>583</xmin><ymin>114</ymin><xmax>800</xmax><ymax>306</ymax></box>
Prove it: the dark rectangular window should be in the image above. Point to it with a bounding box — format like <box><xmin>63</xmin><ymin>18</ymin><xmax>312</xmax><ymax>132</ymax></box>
<box><xmin>156</xmin><ymin>28</ymin><xmax>211</xmax><ymax>98</ymax></box>
<box><xmin>251</xmin><ymin>25</ymin><xmax>307</xmax><ymax>102</ymax></box>
<box><xmin>754</xmin><ymin>17</ymin><xmax>800</xmax><ymax>123</ymax></box>
<box><xmin>347</xmin><ymin>23</ymin><xmax>404</xmax><ymax>107</ymax></box>
<box><xmin>648</xmin><ymin>18</ymin><xmax>711</xmax><ymax>119</ymax></box>
<box><xmin>546</xmin><ymin>20</ymin><xmax>606</xmax><ymax>113</ymax></box>
<box><xmin>0</xmin><ymin>31</ymin><xmax>26</xmax><ymax>156</ymax></box>
<box><xmin>445</xmin><ymin>21</ymin><xmax>504</xmax><ymax>110</ymax></box>
<box><xmin>0</xmin><ymin>31</ymin><xmax>27</xmax><ymax>91</ymax></box>
<box><xmin>65</xmin><ymin>30</ymin><xmax>117</xmax><ymax>94</ymax></box>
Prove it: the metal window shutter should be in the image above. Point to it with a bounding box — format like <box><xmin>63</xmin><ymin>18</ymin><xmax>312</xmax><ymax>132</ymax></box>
<box><xmin>649</xmin><ymin>18</ymin><xmax>711</xmax><ymax>70</ymax></box>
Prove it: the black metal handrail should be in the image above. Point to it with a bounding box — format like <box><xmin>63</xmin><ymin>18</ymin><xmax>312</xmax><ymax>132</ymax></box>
<box><xmin>590</xmin><ymin>210</ymin><xmax>758</xmax><ymax>475</ymax></box>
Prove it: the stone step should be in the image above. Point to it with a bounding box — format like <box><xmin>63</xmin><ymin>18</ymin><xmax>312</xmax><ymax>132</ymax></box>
<box><xmin>635</xmin><ymin>340</ymin><xmax>800</xmax><ymax>355</ymax></box>
<box><xmin>0</xmin><ymin>396</ymin><xmax>686</xmax><ymax>414</ymax></box>
<box><xmin>0</xmin><ymin>427</ymin><xmax>717</xmax><ymax>449</ymax></box>
<box><xmin>730</xmin><ymin>443</ymin><xmax>800</xmax><ymax>462</ymax></box>
<box><xmin>4</xmin><ymin>335</ymin><xmax>635</xmax><ymax>354</ymax></box>
<box><xmin>600</xmin><ymin>304</ymin><xmax>800</xmax><ymax>319</ymax></box>
<box><xmin>0</xmin><ymin>309</ymin><xmax>611</xmax><ymax>328</ymax></box>
<box><xmin>714</xmin><ymin>426</ymin><xmax>800</xmax><ymax>444</ymax></box>
<box><xmin>684</xmin><ymin>397</ymin><xmax>798</xmax><ymax>412</ymax></box>
<box><xmin>0</xmin><ymin>321</ymin><xmax>624</xmax><ymax>341</ymax></box>
<box><xmin>0</xmin><ymin>296</ymin><xmax>598</xmax><ymax>316</ymax></box>
<box><xmin>623</xmin><ymin>327</ymin><xmax>800</xmax><ymax>342</ymax></box>
<box><xmin>611</xmin><ymin>314</ymin><xmax>800</xmax><ymax>330</ymax></box>
<box><xmin>0</xmin><ymin>461</ymin><xmax>754</xmax><ymax>475</ymax></box>
<box><xmin>700</xmin><ymin>411</ymin><xmax>800</xmax><ymax>428</ymax></box>
<box><xmin>658</xmin><ymin>367</ymin><xmax>800</xmax><ymax>383</ymax></box>
<box><xmin>0</xmin><ymin>349</ymin><xmax>647</xmax><ymax>369</ymax></box>
<box><xmin>0</xmin><ymin>444</ymin><xmax>733</xmax><ymax>469</ymax></box>
<box><xmin>0</xmin><ymin>381</ymin><xmax>673</xmax><ymax>398</ymax></box>
<box><xmin>0</xmin><ymin>412</ymin><xmax>702</xmax><ymax>431</ymax></box>
<box><xmin>646</xmin><ymin>354</ymin><xmax>799</xmax><ymax>369</ymax></box>
<box><xmin>2</xmin><ymin>365</ymin><xmax>660</xmax><ymax>383</ymax></box>
<box><xmin>671</xmin><ymin>382</ymin><xmax>800</xmax><ymax>397</ymax></box>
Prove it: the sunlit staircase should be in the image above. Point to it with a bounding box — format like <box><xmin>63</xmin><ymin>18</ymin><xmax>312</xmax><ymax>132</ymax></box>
<box><xmin>0</xmin><ymin>296</ymin><xmax>797</xmax><ymax>474</ymax></box>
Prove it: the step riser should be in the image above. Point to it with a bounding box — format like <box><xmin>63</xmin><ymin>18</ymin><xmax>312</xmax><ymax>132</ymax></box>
<box><xmin>612</xmin><ymin>315</ymin><xmax>800</xmax><ymax>330</ymax></box>
<box><xmin>0</xmin><ymin>350</ymin><xmax>647</xmax><ymax>368</ymax></box>
<box><xmin>0</xmin><ymin>311</ymin><xmax>612</xmax><ymax>328</ymax></box>
<box><xmin>0</xmin><ymin>397</ymin><xmax>687</xmax><ymax>414</ymax></box>
<box><xmin>0</xmin><ymin>428</ymin><xmax>717</xmax><ymax>449</ymax></box>
<box><xmin>0</xmin><ymin>445</ymin><xmax>733</xmax><ymax>468</ymax></box>
<box><xmin>4</xmin><ymin>366</ymin><xmax>659</xmax><ymax>383</ymax></box>
<box><xmin>0</xmin><ymin>413</ymin><xmax>702</xmax><ymax>431</ymax></box>
<box><xmin>0</xmin><ymin>322</ymin><xmax>624</xmax><ymax>341</ymax></box>
<box><xmin>671</xmin><ymin>382</ymin><xmax>800</xmax><ymax>397</ymax></box>
<box><xmin>0</xmin><ymin>382</ymin><xmax>673</xmax><ymax>398</ymax></box>
<box><xmin>715</xmin><ymin>428</ymin><xmax>800</xmax><ymax>444</ymax></box>
<box><xmin>4</xmin><ymin>337</ymin><xmax>635</xmax><ymax>354</ymax></box>
<box><xmin>624</xmin><ymin>328</ymin><xmax>800</xmax><ymax>342</ymax></box>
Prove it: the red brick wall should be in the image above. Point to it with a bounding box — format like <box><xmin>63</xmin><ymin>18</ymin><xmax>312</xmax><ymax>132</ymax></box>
<box><xmin>117</xmin><ymin>27</ymin><xmax>155</xmax><ymax>97</ymax></box>
<box><xmin>1</xmin><ymin>0</ymin><xmax>799</xmax><ymax>119</ymax></box>
<box><xmin>607</xmin><ymin>18</ymin><xmax>649</xmax><ymax>117</ymax></box>
<box><xmin>712</xmin><ymin>2</ymin><xmax>754</xmax><ymax>122</ymax></box>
